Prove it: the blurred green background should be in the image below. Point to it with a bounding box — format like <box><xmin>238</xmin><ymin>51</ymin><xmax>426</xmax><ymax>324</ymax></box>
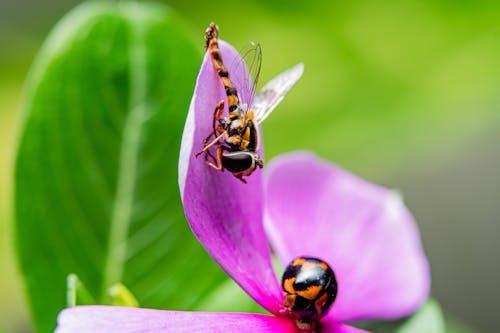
<box><xmin>1</xmin><ymin>0</ymin><xmax>499</xmax><ymax>332</ymax></box>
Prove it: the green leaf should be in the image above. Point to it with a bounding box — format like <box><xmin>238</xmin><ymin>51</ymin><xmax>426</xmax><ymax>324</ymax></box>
<box><xmin>396</xmin><ymin>299</ymin><xmax>445</xmax><ymax>333</ymax></box>
<box><xmin>444</xmin><ymin>315</ymin><xmax>478</xmax><ymax>333</ymax></box>
<box><xmin>106</xmin><ymin>283</ymin><xmax>139</xmax><ymax>307</ymax></box>
<box><xmin>356</xmin><ymin>299</ymin><xmax>445</xmax><ymax>333</ymax></box>
<box><xmin>15</xmin><ymin>2</ymin><xmax>225</xmax><ymax>332</ymax></box>
<box><xmin>66</xmin><ymin>274</ymin><xmax>95</xmax><ymax>307</ymax></box>
<box><xmin>195</xmin><ymin>278</ymin><xmax>266</xmax><ymax>315</ymax></box>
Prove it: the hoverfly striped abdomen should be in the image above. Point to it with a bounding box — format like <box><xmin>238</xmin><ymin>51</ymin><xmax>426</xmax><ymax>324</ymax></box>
<box><xmin>205</xmin><ymin>23</ymin><xmax>240</xmax><ymax>114</ymax></box>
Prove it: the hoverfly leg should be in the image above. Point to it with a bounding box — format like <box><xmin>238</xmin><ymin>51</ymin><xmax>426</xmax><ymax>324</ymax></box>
<box><xmin>195</xmin><ymin>131</ymin><xmax>227</xmax><ymax>158</ymax></box>
<box><xmin>201</xmin><ymin>100</ymin><xmax>225</xmax><ymax>146</ymax></box>
<box><xmin>204</xmin><ymin>144</ymin><xmax>218</xmax><ymax>166</ymax></box>
<box><xmin>212</xmin><ymin>100</ymin><xmax>225</xmax><ymax>137</ymax></box>
<box><xmin>204</xmin><ymin>146</ymin><xmax>224</xmax><ymax>171</ymax></box>
<box><xmin>235</xmin><ymin>174</ymin><xmax>247</xmax><ymax>184</ymax></box>
<box><xmin>195</xmin><ymin>100</ymin><xmax>227</xmax><ymax>159</ymax></box>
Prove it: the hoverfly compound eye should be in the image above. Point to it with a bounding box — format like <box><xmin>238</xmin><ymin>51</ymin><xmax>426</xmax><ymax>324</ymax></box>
<box><xmin>221</xmin><ymin>151</ymin><xmax>256</xmax><ymax>173</ymax></box>
<box><xmin>281</xmin><ymin>257</ymin><xmax>338</xmax><ymax>332</ymax></box>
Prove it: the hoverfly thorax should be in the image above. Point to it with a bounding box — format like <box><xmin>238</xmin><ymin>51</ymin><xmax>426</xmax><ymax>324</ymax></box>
<box><xmin>195</xmin><ymin>23</ymin><xmax>303</xmax><ymax>184</ymax></box>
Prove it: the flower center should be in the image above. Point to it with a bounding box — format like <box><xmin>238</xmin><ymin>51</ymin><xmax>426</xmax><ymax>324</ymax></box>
<box><xmin>281</xmin><ymin>257</ymin><xmax>338</xmax><ymax>332</ymax></box>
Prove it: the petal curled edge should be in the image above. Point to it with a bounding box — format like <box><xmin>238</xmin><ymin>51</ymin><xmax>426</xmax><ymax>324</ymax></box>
<box><xmin>178</xmin><ymin>41</ymin><xmax>282</xmax><ymax>314</ymax></box>
<box><xmin>264</xmin><ymin>152</ymin><xmax>430</xmax><ymax>322</ymax></box>
<box><xmin>56</xmin><ymin>306</ymin><xmax>296</xmax><ymax>333</ymax></box>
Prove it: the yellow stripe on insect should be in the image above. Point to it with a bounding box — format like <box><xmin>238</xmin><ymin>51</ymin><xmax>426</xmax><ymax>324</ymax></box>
<box><xmin>283</xmin><ymin>277</ymin><xmax>297</xmax><ymax>294</ymax></box>
<box><xmin>297</xmin><ymin>285</ymin><xmax>323</xmax><ymax>300</ymax></box>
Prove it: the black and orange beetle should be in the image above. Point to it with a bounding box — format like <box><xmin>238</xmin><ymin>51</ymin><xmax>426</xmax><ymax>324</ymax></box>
<box><xmin>282</xmin><ymin>257</ymin><xmax>338</xmax><ymax>331</ymax></box>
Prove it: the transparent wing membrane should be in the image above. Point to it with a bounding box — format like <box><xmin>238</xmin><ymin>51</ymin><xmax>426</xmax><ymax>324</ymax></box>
<box><xmin>253</xmin><ymin>63</ymin><xmax>304</xmax><ymax>125</ymax></box>
<box><xmin>227</xmin><ymin>41</ymin><xmax>262</xmax><ymax>110</ymax></box>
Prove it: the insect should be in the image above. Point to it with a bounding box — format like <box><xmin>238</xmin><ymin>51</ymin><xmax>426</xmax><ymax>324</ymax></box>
<box><xmin>281</xmin><ymin>257</ymin><xmax>338</xmax><ymax>332</ymax></box>
<box><xmin>195</xmin><ymin>23</ymin><xmax>304</xmax><ymax>183</ymax></box>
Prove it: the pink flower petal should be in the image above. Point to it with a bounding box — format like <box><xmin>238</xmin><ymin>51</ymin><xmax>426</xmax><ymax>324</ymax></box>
<box><xmin>320</xmin><ymin>320</ymin><xmax>373</xmax><ymax>333</ymax></box>
<box><xmin>56</xmin><ymin>306</ymin><xmax>296</xmax><ymax>333</ymax></box>
<box><xmin>264</xmin><ymin>152</ymin><xmax>430</xmax><ymax>322</ymax></box>
<box><xmin>179</xmin><ymin>41</ymin><xmax>282</xmax><ymax>314</ymax></box>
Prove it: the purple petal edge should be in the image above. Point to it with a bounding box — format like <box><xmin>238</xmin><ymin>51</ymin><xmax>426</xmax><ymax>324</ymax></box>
<box><xmin>179</xmin><ymin>40</ymin><xmax>282</xmax><ymax>314</ymax></box>
<box><xmin>264</xmin><ymin>152</ymin><xmax>431</xmax><ymax>322</ymax></box>
<box><xmin>56</xmin><ymin>306</ymin><xmax>295</xmax><ymax>333</ymax></box>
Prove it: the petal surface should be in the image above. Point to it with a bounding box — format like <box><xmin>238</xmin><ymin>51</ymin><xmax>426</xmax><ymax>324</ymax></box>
<box><xmin>179</xmin><ymin>41</ymin><xmax>282</xmax><ymax>314</ymax></box>
<box><xmin>56</xmin><ymin>306</ymin><xmax>296</xmax><ymax>333</ymax></box>
<box><xmin>320</xmin><ymin>320</ymin><xmax>372</xmax><ymax>333</ymax></box>
<box><xmin>264</xmin><ymin>152</ymin><xmax>430</xmax><ymax>322</ymax></box>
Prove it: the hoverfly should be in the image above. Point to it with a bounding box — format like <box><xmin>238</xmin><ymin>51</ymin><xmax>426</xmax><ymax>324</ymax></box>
<box><xmin>195</xmin><ymin>23</ymin><xmax>303</xmax><ymax>183</ymax></box>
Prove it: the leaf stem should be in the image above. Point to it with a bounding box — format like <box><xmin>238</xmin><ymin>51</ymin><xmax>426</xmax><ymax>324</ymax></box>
<box><xmin>102</xmin><ymin>7</ymin><xmax>148</xmax><ymax>300</ymax></box>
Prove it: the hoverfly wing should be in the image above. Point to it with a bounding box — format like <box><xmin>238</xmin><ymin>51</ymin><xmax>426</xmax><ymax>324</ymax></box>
<box><xmin>227</xmin><ymin>41</ymin><xmax>262</xmax><ymax>112</ymax></box>
<box><xmin>253</xmin><ymin>63</ymin><xmax>304</xmax><ymax>125</ymax></box>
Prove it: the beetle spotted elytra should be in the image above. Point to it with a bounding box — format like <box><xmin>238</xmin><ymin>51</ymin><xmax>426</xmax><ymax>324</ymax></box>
<box><xmin>282</xmin><ymin>257</ymin><xmax>338</xmax><ymax>332</ymax></box>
